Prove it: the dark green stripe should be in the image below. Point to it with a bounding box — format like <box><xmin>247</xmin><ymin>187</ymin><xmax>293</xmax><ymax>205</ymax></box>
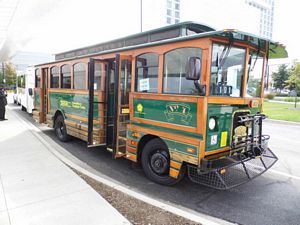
<box><xmin>131</xmin><ymin>121</ymin><xmax>202</xmax><ymax>139</ymax></box>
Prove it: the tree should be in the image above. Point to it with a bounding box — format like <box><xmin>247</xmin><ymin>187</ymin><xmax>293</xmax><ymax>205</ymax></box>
<box><xmin>286</xmin><ymin>61</ymin><xmax>300</xmax><ymax>92</ymax></box>
<box><xmin>272</xmin><ymin>64</ymin><xmax>289</xmax><ymax>91</ymax></box>
<box><xmin>4</xmin><ymin>62</ymin><xmax>17</xmax><ymax>87</ymax></box>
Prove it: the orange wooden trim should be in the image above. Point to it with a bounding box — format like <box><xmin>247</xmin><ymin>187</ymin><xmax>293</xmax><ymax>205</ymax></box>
<box><xmin>132</xmin><ymin>117</ymin><xmax>197</xmax><ymax>133</ymax></box>
<box><xmin>64</xmin><ymin>113</ymin><xmax>100</xmax><ymax>125</ymax></box>
<box><xmin>196</xmin><ymin>97</ymin><xmax>207</xmax><ymax>134</ymax></box>
<box><xmin>169</xmin><ymin>168</ymin><xmax>179</xmax><ymax>178</ymax></box>
<box><xmin>129</xmin><ymin>124</ymin><xmax>200</xmax><ymax>146</ymax></box>
<box><xmin>129</xmin><ymin>93</ymin><xmax>134</xmax><ymax>122</ymax></box>
<box><xmin>170</xmin><ymin>160</ymin><xmax>182</xmax><ymax>170</ymax></box>
<box><xmin>131</xmin><ymin>92</ymin><xmax>199</xmax><ymax>102</ymax></box>
<box><xmin>127</xmin><ymin>139</ymin><xmax>138</xmax><ymax>147</ymax></box>
<box><xmin>126</xmin><ymin>153</ymin><xmax>137</xmax><ymax>162</ymax></box>
<box><xmin>199</xmin><ymin>140</ymin><xmax>206</xmax><ymax>160</ymax></box>
<box><xmin>200</xmin><ymin>48</ymin><xmax>209</xmax><ymax>85</ymax></box>
<box><xmin>207</xmin><ymin>97</ymin><xmax>247</xmax><ymax>104</ymax></box>
<box><xmin>158</xmin><ymin>54</ymin><xmax>164</xmax><ymax>93</ymax></box>
<box><xmin>204</xmin><ymin>146</ymin><xmax>231</xmax><ymax>156</ymax></box>
<box><xmin>127</xmin><ymin>146</ymin><xmax>137</xmax><ymax>154</ymax></box>
<box><xmin>243</xmin><ymin>48</ymin><xmax>250</xmax><ymax>97</ymax></box>
<box><xmin>205</xmin><ymin>40</ymin><xmax>212</xmax><ymax>96</ymax></box>
<box><xmin>131</xmin><ymin>57</ymin><xmax>136</xmax><ymax>93</ymax></box>
<box><xmin>120</xmin><ymin>55</ymin><xmax>132</xmax><ymax>60</ymax></box>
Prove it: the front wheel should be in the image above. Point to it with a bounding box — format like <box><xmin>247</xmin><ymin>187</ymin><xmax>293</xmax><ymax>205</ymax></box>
<box><xmin>141</xmin><ymin>138</ymin><xmax>185</xmax><ymax>186</ymax></box>
<box><xmin>54</xmin><ymin>115</ymin><xmax>71</xmax><ymax>142</ymax></box>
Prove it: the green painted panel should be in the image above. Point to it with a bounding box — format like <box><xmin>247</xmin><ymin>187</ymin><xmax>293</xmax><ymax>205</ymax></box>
<box><xmin>205</xmin><ymin>104</ymin><xmax>261</xmax><ymax>152</ymax></box>
<box><xmin>127</xmin><ymin>128</ymin><xmax>199</xmax><ymax>157</ymax></box>
<box><xmin>163</xmin><ymin>138</ymin><xmax>198</xmax><ymax>156</ymax></box>
<box><xmin>133</xmin><ymin>98</ymin><xmax>198</xmax><ymax>128</ymax></box>
<box><xmin>49</xmin><ymin>92</ymin><xmax>99</xmax><ymax>119</ymax></box>
<box><xmin>131</xmin><ymin>122</ymin><xmax>202</xmax><ymax>139</ymax></box>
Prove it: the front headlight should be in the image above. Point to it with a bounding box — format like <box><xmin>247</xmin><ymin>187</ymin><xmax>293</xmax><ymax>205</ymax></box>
<box><xmin>209</xmin><ymin>117</ymin><xmax>216</xmax><ymax>130</ymax></box>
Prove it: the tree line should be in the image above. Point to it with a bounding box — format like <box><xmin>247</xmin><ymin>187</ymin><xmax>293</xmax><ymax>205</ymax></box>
<box><xmin>0</xmin><ymin>63</ymin><xmax>17</xmax><ymax>88</ymax></box>
<box><xmin>272</xmin><ymin>61</ymin><xmax>300</xmax><ymax>94</ymax></box>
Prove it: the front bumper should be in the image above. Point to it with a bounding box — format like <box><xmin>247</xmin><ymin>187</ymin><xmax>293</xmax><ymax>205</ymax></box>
<box><xmin>188</xmin><ymin>112</ymin><xmax>277</xmax><ymax>190</ymax></box>
<box><xmin>188</xmin><ymin>146</ymin><xmax>278</xmax><ymax>190</ymax></box>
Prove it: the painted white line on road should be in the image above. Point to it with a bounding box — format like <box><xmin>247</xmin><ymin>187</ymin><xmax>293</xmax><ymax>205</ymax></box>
<box><xmin>11</xmin><ymin>108</ymin><xmax>234</xmax><ymax>225</ymax></box>
<box><xmin>268</xmin><ymin>169</ymin><xmax>300</xmax><ymax>180</ymax></box>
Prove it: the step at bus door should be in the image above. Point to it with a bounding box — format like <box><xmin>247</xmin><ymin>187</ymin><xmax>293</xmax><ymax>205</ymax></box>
<box><xmin>111</xmin><ymin>54</ymin><xmax>132</xmax><ymax>158</ymax></box>
<box><xmin>87</xmin><ymin>58</ymin><xmax>108</xmax><ymax>147</ymax></box>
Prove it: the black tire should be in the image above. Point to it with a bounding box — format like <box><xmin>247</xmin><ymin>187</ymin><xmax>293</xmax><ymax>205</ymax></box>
<box><xmin>54</xmin><ymin>115</ymin><xmax>71</xmax><ymax>142</ymax></box>
<box><xmin>141</xmin><ymin>138</ymin><xmax>185</xmax><ymax>186</ymax></box>
<box><xmin>21</xmin><ymin>105</ymin><xmax>26</xmax><ymax>111</ymax></box>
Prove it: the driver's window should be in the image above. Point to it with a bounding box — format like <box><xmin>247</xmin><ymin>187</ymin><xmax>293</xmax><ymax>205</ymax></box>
<box><xmin>210</xmin><ymin>44</ymin><xmax>246</xmax><ymax>97</ymax></box>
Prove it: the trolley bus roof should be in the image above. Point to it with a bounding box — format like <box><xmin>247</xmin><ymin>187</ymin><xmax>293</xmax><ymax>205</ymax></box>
<box><xmin>36</xmin><ymin>22</ymin><xmax>287</xmax><ymax>66</ymax></box>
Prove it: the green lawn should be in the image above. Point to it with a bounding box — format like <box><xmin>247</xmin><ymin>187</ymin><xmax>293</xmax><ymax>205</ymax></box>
<box><xmin>263</xmin><ymin>101</ymin><xmax>300</xmax><ymax>122</ymax></box>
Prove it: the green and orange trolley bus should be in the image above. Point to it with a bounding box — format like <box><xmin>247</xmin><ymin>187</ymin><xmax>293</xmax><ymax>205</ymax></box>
<box><xmin>33</xmin><ymin>22</ymin><xmax>287</xmax><ymax>189</ymax></box>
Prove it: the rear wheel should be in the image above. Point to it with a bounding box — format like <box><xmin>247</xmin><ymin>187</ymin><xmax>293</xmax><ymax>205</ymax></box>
<box><xmin>21</xmin><ymin>105</ymin><xmax>26</xmax><ymax>111</ymax></box>
<box><xmin>54</xmin><ymin>115</ymin><xmax>70</xmax><ymax>142</ymax></box>
<box><xmin>141</xmin><ymin>138</ymin><xmax>184</xmax><ymax>186</ymax></box>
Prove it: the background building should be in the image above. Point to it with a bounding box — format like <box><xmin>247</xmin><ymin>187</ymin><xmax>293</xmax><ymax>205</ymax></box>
<box><xmin>246</xmin><ymin>0</ymin><xmax>275</xmax><ymax>39</ymax></box>
<box><xmin>142</xmin><ymin>0</ymin><xmax>266</xmax><ymax>37</ymax></box>
<box><xmin>166</xmin><ymin>0</ymin><xmax>181</xmax><ymax>24</ymax></box>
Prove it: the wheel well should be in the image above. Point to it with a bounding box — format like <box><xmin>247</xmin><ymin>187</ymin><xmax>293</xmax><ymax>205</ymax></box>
<box><xmin>137</xmin><ymin>135</ymin><xmax>167</xmax><ymax>162</ymax></box>
<box><xmin>53</xmin><ymin>110</ymin><xmax>64</xmax><ymax>127</ymax></box>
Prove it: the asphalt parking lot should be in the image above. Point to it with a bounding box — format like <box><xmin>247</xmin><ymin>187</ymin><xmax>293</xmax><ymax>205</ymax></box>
<box><xmin>13</xmin><ymin>104</ymin><xmax>300</xmax><ymax>225</ymax></box>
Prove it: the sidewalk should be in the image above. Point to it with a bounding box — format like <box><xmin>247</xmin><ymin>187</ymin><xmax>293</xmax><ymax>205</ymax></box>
<box><xmin>0</xmin><ymin>106</ymin><xmax>130</xmax><ymax>225</ymax></box>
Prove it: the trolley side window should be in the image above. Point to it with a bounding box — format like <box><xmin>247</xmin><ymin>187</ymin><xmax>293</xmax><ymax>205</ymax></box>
<box><xmin>61</xmin><ymin>64</ymin><xmax>71</xmax><ymax>89</ymax></box>
<box><xmin>163</xmin><ymin>47</ymin><xmax>202</xmax><ymax>95</ymax></box>
<box><xmin>50</xmin><ymin>66</ymin><xmax>59</xmax><ymax>88</ymax></box>
<box><xmin>74</xmin><ymin>63</ymin><xmax>86</xmax><ymax>90</ymax></box>
<box><xmin>135</xmin><ymin>53</ymin><xmax>159</xmax><ymax>93</ymax></box>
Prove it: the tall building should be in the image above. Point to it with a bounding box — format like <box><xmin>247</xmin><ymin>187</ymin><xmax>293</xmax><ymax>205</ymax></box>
<box><xmin>166</xmin><ymin>0</ymin><xmax>181</xmax><ymax>25</ymax></box>
<box><xmin>141</xmin><ymin>0</ymin><xmax>181</xmax><ymax>30</ymax></box>
<box><xmin>246</xmin><ymin>0</ymin><xmax>275</xmax><ymax>39</ymax></box>
<box><xmin>180</xmin><ymin>0</ymin><xmax>260</xmax><ymax>34</ymax></box>
<box><xmin>142</xmin><ymin>0</ymin><xmax>272</xmax><ymax>39</ymax></box>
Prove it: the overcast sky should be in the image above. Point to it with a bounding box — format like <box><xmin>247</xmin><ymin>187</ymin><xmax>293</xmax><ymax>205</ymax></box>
<box><xmin>0</xmin><ymin>0</ymin><xmax>299</xmax><ymax>61</ymax></box>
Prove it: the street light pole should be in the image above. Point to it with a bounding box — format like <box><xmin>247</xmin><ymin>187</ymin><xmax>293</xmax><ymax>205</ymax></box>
<box><xmin>140</xmin><ymin>0</ymin><xmax>143</xmax><ymax>32</ymax></box>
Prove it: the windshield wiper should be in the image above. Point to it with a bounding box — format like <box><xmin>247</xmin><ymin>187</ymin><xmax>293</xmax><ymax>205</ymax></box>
<box><xmin>215</xmin><ymin>36</ymin><xmax>234</xmax><ymax>76</ymax></box>
<box><xmin>250</xmin><ymin>40</ymin><xmax>261</xmax><ymax>71</ymax></box>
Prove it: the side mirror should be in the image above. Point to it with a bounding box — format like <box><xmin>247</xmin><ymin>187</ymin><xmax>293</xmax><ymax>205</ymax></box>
<box><xmin>28</xmin><ymin>88</ymin><xmax>33</xmax><ymax>96</ymax></box>
<box><xmin>186</xmin><ymin>57</ymin><xmax>201</xmax><ymax>80</ymax></box>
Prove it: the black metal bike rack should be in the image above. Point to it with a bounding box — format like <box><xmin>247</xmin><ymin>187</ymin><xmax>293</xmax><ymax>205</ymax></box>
<box><xmin>188</xmin><ymin>113</ymin><xmax>278</xmax><ymax>190</ymax></box>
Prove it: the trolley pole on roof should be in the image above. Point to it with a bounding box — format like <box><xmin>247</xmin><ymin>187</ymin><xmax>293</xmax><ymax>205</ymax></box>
<box><xmin>140</xmin><ymin>0</ymin><xmax>143</xmax><ymax>32</ymax></box>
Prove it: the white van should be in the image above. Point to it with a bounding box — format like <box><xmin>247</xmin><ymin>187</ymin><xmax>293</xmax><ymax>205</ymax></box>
<box><xmin>14</xmin><ymin>66</ymin><xmax>35</xmax><ymax>113</ymax></box>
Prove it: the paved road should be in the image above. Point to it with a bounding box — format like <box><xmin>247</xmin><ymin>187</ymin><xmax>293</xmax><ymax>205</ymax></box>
<box><xmin>12</xmin><ymin>104</ymin><xmax>300</xmax><ymax>225</ymax></box>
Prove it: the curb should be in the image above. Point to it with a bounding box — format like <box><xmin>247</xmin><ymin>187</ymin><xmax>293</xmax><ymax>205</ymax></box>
<box><xmin>265</xmin><ymin>118</ymin><xmax>300</xmax><ymax>127</ymax></box>
<box><xmin>11</xmin><ymin>107</ymin><xmax>235</xmax><ymax>225</ymax></box>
